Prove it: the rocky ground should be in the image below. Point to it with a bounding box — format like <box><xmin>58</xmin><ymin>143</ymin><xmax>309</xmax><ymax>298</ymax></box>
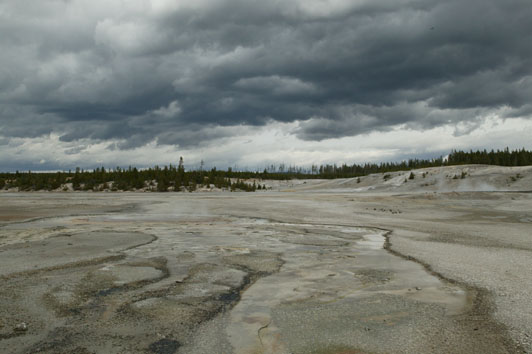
<box><xmin>0</xmin><ymin>165</ymin><xmax>531</xmax><ymax>353</ymax></box>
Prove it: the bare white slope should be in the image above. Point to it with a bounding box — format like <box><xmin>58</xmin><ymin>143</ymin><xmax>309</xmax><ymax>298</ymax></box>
<box><xmin>284</xmin><ymin>165</ymin><xmax>532</xmax><ymax>193</ymax></box>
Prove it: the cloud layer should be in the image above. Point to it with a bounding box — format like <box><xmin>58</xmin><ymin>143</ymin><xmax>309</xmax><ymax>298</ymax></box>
<box><xmin>1</xmin><ymin>0</ymin><xmax>531</xmax><ymax>169</ymax></box>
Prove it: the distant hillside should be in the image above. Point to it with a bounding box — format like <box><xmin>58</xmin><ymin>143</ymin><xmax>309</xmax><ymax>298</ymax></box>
<box><xmin>1</xmin><ymin>148</ymin><xmax>531</xmax><ymax>192</ymax></box>
<box><xmin>289</xmin><ymin>165</ymin><xmax>532</xmax><ymax>193</ymax></box>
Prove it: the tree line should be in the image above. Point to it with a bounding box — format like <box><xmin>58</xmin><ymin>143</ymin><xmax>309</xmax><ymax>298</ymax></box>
<box><xmin>447</xmin><ymin>147</ymin><xmax>532</xmax><ymax>166</ymax></box>
<box><xmin>1</xmin><ymin>148</ymin><xmax>531</xmax><ymax>191</ymax></box>
<box><xmin>0</xmin><ymin>157</ymin><xmax>262</xmax><ymax>192</ymax></box>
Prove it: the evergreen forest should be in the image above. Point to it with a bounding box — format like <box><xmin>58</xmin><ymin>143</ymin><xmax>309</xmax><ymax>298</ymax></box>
<box><xmin>1</xmin><ymin>148</ymin><xmax>531</xmax><ymax>192</ymax></box>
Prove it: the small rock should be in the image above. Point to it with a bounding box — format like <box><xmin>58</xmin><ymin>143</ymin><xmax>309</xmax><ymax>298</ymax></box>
<box><xmin>328</xmin><ymin>273</ymin><xmax>336</xmax><ymax>277</ymax></box>
<box><xmin>14</xmin><ymin>322</ymin><xmax>28</xmax><ymax>332</ymax></box>
<box><xmin>364</xmin><ymin>327</ymin><xmax>371</xmax><ymax>331</ymax></box>
<box><xmin>415</xmin><ymin>287</ymin><xmax>422</xmax><ymax>291</ymax></box>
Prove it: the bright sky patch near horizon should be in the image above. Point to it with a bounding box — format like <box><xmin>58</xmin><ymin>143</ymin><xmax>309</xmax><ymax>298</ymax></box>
<box><xmin>1</xmin><ymin>0</ymin><xmax>531</xmax><ymax>171</ymax></box>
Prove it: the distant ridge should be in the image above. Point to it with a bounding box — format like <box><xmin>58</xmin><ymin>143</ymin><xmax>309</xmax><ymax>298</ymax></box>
<box><xmin>1</xmin><ymin>148</ymin><xmax>531</xmax><ymax>192</ymax></box>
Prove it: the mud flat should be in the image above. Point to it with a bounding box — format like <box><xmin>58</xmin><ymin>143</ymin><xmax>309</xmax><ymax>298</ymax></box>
<box><xmin>0</xmin><ymin>187</ymin><xmax>530</xmax><ymax>353</ymax></box>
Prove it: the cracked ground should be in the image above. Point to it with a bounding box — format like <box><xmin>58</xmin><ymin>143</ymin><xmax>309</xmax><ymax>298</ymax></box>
<box><xmin>0</xmin><ymin>191</ymin><xmax>530</xmax><ymax>353</ymax></box>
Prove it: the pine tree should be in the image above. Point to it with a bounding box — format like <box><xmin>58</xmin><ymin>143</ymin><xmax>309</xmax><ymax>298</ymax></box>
<box><xmin>157</xmin><ymin>179</ymin><xmax>168</xmax><ymax>192</ymax></box>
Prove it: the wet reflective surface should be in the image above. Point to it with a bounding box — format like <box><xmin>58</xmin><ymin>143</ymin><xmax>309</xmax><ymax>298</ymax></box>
<box><xmin>0</xmin><ymin>192</ymin><xmax>523</xmax><ymax>353</ymax></box>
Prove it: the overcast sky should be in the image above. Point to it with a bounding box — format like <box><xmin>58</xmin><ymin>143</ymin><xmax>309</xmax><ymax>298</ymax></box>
<box><xmin>1</xmin><ymin>0</ymin><xmax>532</xmax><ymax>171</ymax></box>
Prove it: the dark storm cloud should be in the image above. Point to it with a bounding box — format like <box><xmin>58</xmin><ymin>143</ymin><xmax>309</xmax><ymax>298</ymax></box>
<box><xmin>1</xmin><ymin>0</ymin><xmax>531</xmax><ymax>147</ymax></box>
